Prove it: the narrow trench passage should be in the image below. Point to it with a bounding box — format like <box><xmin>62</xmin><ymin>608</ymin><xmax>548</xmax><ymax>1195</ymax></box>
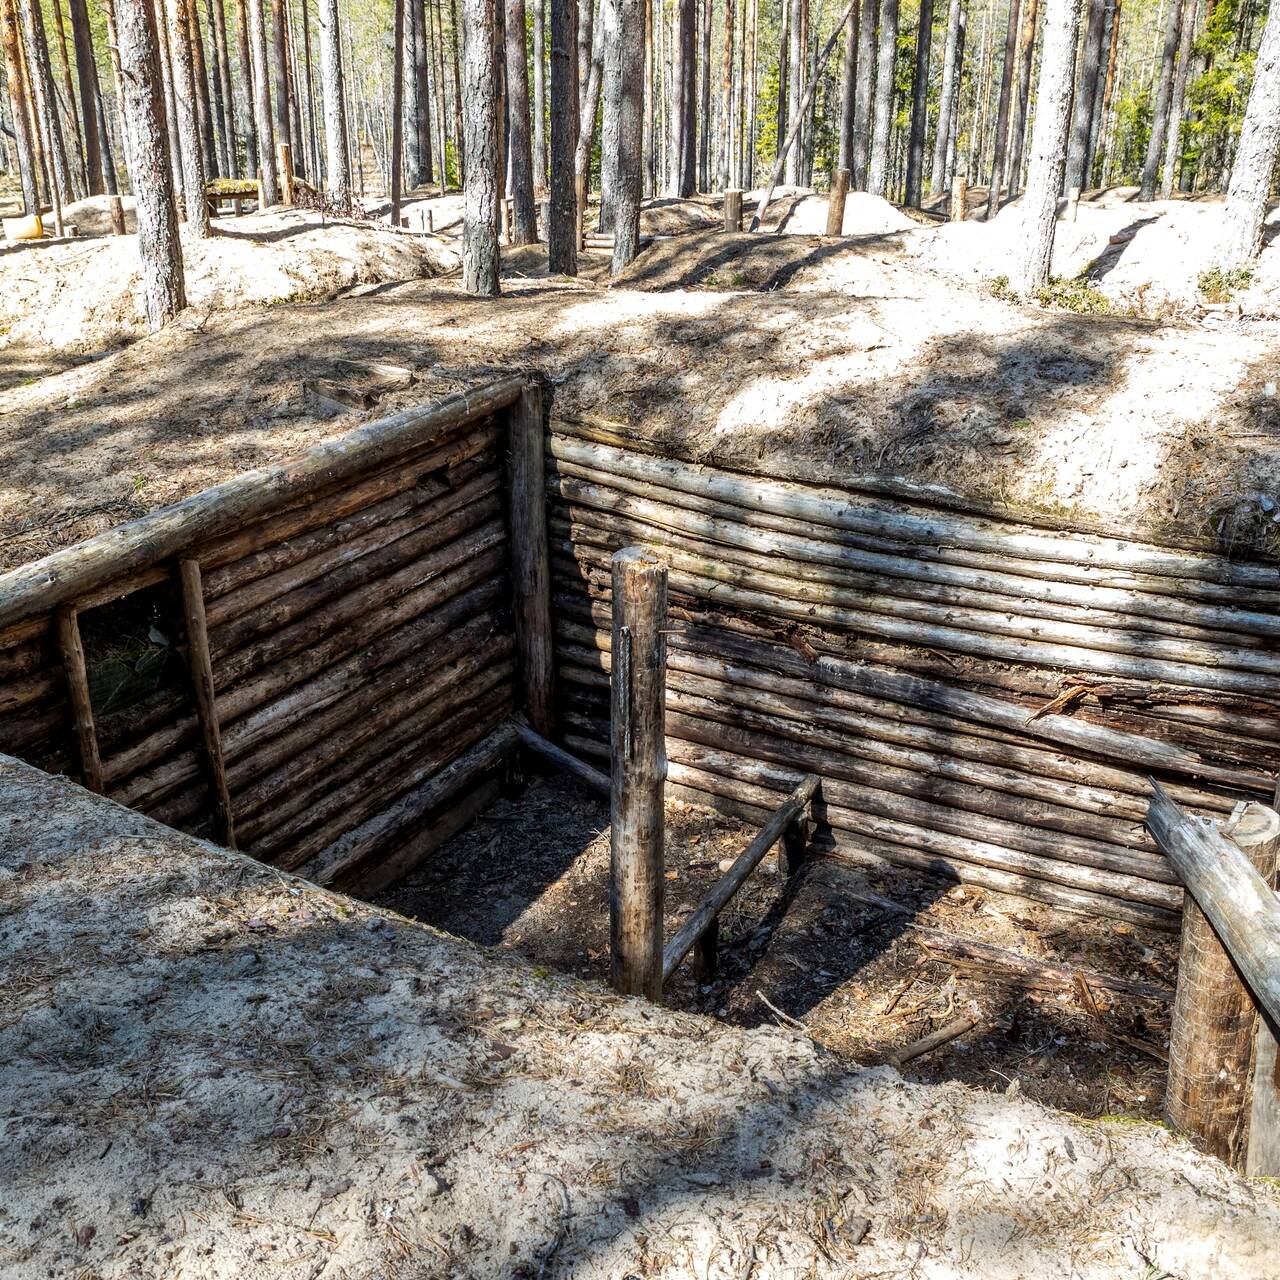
<box><xmin>373</xmin><ymin>770</ymin><xmax>1176</xmax><ymax>1123</ymax></box>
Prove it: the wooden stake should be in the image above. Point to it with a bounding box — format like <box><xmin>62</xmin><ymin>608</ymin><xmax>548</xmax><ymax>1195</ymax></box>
<box><xmin>178</xmin><ymin>558</ymin><xmax>237</xmax><ymax>848</ymax></box>
<box><xmin>277</xmin><ymin>141</ymin><xmax>295</xmax><ymax>205</ymax></box>
<box><xmin>108</xmin><ymin>194</ymin><xmax>126</xmax><ymax>235</ymax></box>
<box><xmin>825</xmin><ymin>168</ymin><xmax>850</xmax><ymax>236</ymax></box>
<box><xmin>507</xmin><ymin>382</ymin><xmax>556</xmax><ymax>738</ymax></box>
<box><xmin>951</xmin><ymin>174</ymin><xmax>968</xmax><ymax>221</ymax></box>
<box><xmin>54</xmin><ymin>605</ymin><xmax>103</xmax><ymax>794</ymax></box>
<box><xmin>1066</xmin><ymin>185</ymin><xmax>1080</xmax><ymax>222</ymax></box>
<box><xmin>610</xmin><ymin>547</ymin><xmax>668</xmax><ymax>1001</ymax></box>
<box><xmin>723</xmin><ymin>187</ymin><xmax>742</xmax><ymax>232</ymax></box>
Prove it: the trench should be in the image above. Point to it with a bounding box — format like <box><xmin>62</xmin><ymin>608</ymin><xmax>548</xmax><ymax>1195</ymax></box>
<box><xmin>1</xmin><ymin>374</ymin><xmax>1278</xmax><ymax>1117</ymax></box>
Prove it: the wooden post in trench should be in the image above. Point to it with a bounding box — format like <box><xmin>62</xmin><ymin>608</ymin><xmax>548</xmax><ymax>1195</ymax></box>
<box><xmin>1164</xmin><ymin>800</ymin><xmax>1280</xmax><ymax>1169</ymax></box>
<box><xmin>609</xmin><ymin>547</ymin><xmax>668</xmax><ymax>1002</ymax></box>
<box><xmin>723</xmin><ymin>189</ymin><xmax>743</xmax><ymax>233</ymax></box>
<box><xmin>825</xmin><ymin>168</ymin><xmax>850</xmax><ymax>236</ymax></box>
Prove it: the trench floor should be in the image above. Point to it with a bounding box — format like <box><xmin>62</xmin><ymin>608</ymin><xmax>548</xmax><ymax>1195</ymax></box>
<box><xmin>374</xmin><ymin>772</ymin><xmax>1176</xmax><ymax>1121</ymax></box>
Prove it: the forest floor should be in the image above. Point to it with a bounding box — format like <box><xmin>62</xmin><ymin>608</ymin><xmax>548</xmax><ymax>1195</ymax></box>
<box><xmin>2</xmin><ymin>183</ymin><xmax>1279</xmax><ymax>570</ymax></box>
<box><xmin>4</xmin><ymin>754</ymin><xmax>1279</xmax><ymax>1280</ymax></box>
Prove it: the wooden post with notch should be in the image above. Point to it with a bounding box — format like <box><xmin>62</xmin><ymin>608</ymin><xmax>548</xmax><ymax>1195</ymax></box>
<box><xmin>507</xmin><ymin>383</ymin><xmax>555</xmax><ymax>740</ymax></box>
<box><xmin>54</xmin><ymin>605</ymin><xmax>104</xmax><ymax>794</ymax></box>
<box><xmin>610</xmin><ymin>547</ymin><xmax>668</xmax><ymax>1002</ymax></box>
<box><xmin>724</xmin><ymin>188</ymin><xmax>743</xmax><ymax>232</ymax></box>
<box><xmin>1164</xmin><ymin>800</ymin><xmax>1280</xmax><ymax>1166</ymax></box>
<box><xmin>179</xmin><ymin>559</ymin><xmax>237</xmax><ymax>848</ymax></box>
<box><xmin>825</xmin><ymin>168</ymin><xmax>850</xmax><ymax>236</ymax></box>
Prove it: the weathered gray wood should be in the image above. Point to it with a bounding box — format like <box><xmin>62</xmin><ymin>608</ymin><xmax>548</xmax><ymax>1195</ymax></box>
<box><xmin>610</xmin><ymin>547</ymin><xmax>668</xmax><ymax>1002</ymax></box>
<box><xmin>824</xmin><ymin>168</ymin><xmax>849</xmax><ymax>235</ymax></box>
<box><xmin>663</xmin><ymin>774</ymin><xmax>818</xmax><ymax>983</ymax></box>
<box><xmin>0</xmin><ymin>377</ymin><xmax>525</xmax><ymax>631</ymax></box>
<box><xmin>178</xmin><ymin>559</ymin><xmax>236</xmax><ymax>848</ymax></box>
<box><xmin>513</xmin><ymin>717</ymin><xmax>609</xmax><ymax>794</ymax></box>
<box><xmin>1248</xmin><ymin>1007</ymin><xmax>1280</xmax><ymax>1176</ymax></box>
<box><xmin>54</xmin><ymin>605</ymin><xmax>103</xmax><ymax>794</ymax></box>
<box><xmin>723</xmin><ymin>188</ymin><xmax>743</xmax><ymax>232</ymax></box>
<box><xmin>507</xmin><ymin>383</ymin><xmax>556</xmax><ymax>738</ymax></box>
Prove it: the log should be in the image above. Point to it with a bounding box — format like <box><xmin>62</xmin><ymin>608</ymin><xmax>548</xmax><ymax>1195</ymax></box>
<box><xmin>54</xmin><ymin>606</ymin><xmax>103</xmax><ymax>794</ymax></box>
<box><xmin>1160</xmin><ymin>797</ymin><xmax>1280</xmax><ymax>1166</ymax></box>
<box><xmin>0</xmin><ymin>668</ymin><xmax>60</xmax><ymax>717</ymax></box>
<box><xmin>663</xmin><ymin>775</ymin><xmax>818</xmax><ymax>983</ymax></box>
<box><xmin>296</xmin><ymin>721</ymin><xmax>518</xmax><ymax>885</ymax></box>
<box><xmin>825</xmin><ymin>169</ymin><xmax>850</xmax><ymax>235</ymax></box>
<box><xmin>0</xmin><ymin>639</ymin><xmax>46</xmax><ymax>683</ymax></box>
<box><xmin>610</xmin><ymin>547</ymin><xmax>668</xmax><ymax>1002</ymax></box>
<box><xmin>178</xmin><ymin>559</ymin><xmax>236</xmax><ymax>848</ymax></box>
<box><xmin>887</xmin><ymin>1016</ymin><xmax>979</xmax><ymax>1069</ymax></box>
<box><xmin>507</xmin><ymin>383</ymin><xmax>556</xmax><ymax>737</ymax></box>
<box><xmin>0</xmin><ymin>379</ymin><xmax>523</xmax><ymax>630</ymax></box>
<box><xmin>512</xmin><ymin>717</ymin><xmax>609</xmax><ymax>795</ymax></box>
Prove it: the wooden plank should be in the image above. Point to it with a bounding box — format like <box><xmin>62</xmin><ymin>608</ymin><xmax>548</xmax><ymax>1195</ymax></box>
<box><xmin>53</xmin><ymin>606</ymin><xmax>103</xmax><ymax>794</ymax></box>
<box><xmin>178</xmin><ymin>559</ymin><xmax>237</xmax><ymax>848</ymax></box>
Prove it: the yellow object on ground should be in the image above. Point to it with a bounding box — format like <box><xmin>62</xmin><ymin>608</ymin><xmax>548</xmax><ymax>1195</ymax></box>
<box><xmin>2</xmin><ymin>214</ymin><xmax>44</xmax><ymax>241</ymax></box>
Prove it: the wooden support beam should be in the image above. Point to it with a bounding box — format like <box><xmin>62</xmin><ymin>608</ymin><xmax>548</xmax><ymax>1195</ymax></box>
<box><xmin>723</xmin><ymin>189</ymin><xmax>742</xmax><ymax>233</ymax></box>
<box><xmin>1247</xmin><ymin>815</ymin><xmax>1280</xmax><ymax>1177</ymax></box>
<box><xmin>512</xmin><ymin>716</ymin><xmax>609</xmax><ymax>795</ymax></box>
<box><xmin>1150</xmin><ymin>786</ymin><xmax>1280</xmax><ymax>1167</ymax></box>
<box><xmin>178</xmin><ymin>559</ymin><xmax>237</xmax><ymax>848</ymax></box>
<box><xmin>507</xmin><ymin>382</ymin><xmax>556</xmax><ymax>738</ymax></box>
<box><xmin>610</xmin><ymin>548</ymin><xmax>668</xmax><ymax>1002</ymax></box>
<box><xmin>277</xmin><ymin>142</ymin><xmax>295</xmax><ymax>205</ymax></box>
<box><xmin>951</xmin><ymin>175</ymin><xmax>968</xmax><ymax>222</ymax></box>
<box><xmin>663</xmin><ymin>774</ymin><xmax>818</xmax><ymax>984</ymax></box>
<box><xmin>825</xmin><ymin>169</ymin><xmax>850</xmax><ymax>236</ymax></box>
<box><xmin>54</xmin><ymin>605</ymin><xmax>103</xmax><ymax>794</ymax></box>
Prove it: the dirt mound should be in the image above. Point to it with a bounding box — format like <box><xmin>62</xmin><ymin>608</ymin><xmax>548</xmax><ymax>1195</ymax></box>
<box><xmin>60</xmin><ymin>193</ymin><xmax>140</xmax><ymax>236</ymax></box>
<box><xmin>639</xmin><ymin>194</ymin><xmax>723</xmax><ymax>234</ymax></box>
<box><xmin>783</xmin><ymin>190</ymin><xmax>921</xmax><ymax>237</ymax></box>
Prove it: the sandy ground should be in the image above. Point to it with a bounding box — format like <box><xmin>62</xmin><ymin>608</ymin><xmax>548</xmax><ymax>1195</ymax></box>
<box><xmin>3</xmin><ymin>752</ymin><xmax>1279</xmax><ymax>1280</ymax></box>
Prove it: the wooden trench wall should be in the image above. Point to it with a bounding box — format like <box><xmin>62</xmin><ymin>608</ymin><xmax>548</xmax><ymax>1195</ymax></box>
<box><xmin>545</xmin><ymin>418</ymin><xmax>1280</xmax><ymax>931</ymax></box>
<box><xmin>0</xmin><ymin>377</ymin><xmax>539</xmax><ymax>896</ymax></box>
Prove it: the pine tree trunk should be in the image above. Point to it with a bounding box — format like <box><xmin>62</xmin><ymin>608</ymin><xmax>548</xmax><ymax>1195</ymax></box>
<box><xmin>548</xmin><ymin>0</ymin><xmax>577</xmax><ymax>268</ymax></box>
<box><xmin>115</xmin><ymin>0</ymin><xmax>186</xmax><ymax>326</ymax></box>
<box><xmin>697</xmin><ymin>0</ymin><xmax>710</xmax><ymax>186</ymax></box>
<box><xmin>391</xmin><ymin>0</ymin><xmax>404</xmax><ymax>213</ymax></box>
<box><xmin>154</xmin><ymin>0</ymin><xmax>185</xmax><ymax>194</ymax></box>
<box><xmin>461</xmin><ymin>0</ymin><xmax>500</xmax><ymax>289</ymax></box>
<box><xmin>574</xmin><ymin>12</ymin><xmax>602</xmax><ymax>192</ymax></box>
<box><xmin>671</xmin><ymin>0</ymin><xmax>694</xmax><ymax>194</ymax></box>
<box><xmin>247</xmin><ymin>0</ymin><xmax>279</xmax><ymax>201</ymax></box>
<box><xmin>1006</xmin><ymin>0</ymin><xmax>1038</xmax><ymax>196</ymax></box>
<box><xmin>745</xmin><ymin>0</ymin><xmax>758</xmax><ymax>185</ymax></box>
<box><xmin>317</xmin><ymin>0</ymin><xmax>349</xmax><ymax>197</ymax></box>
<box><xmin>929</xmin><ymin>0</ymin><xmax>962</xmax><ymax>195</ymax></box>
<box><xmin>1139</xmin><ymin>0</ymin><xmax>1184</xmax><ymax>199</ymax></box>
<box><xmin>1085</xmin><ymin>0</ymin><xmax>1117</xmax><ymax>185</ymax></box>
<box><xmin>576</xmin><ymin>0</ymin><xmax>592</xmax><ymax>118</ymax></box>
<box><xmin>51</xmin><ymin>0</ymin><xmax>88</xmax><ymax>193</ymax></box>
<box><xmin>449</xmin><ymin>0</ymin><xmax>464</xmax><ymax>179</ymax></box>
<box><xmin>532</xmin><ymin>0</ymin><xmax>546</xmax><ymax>188</ymax></box>
<box><xmin>270</xmin><ymin>0</ymin><xmax>291</xmax><ymax>170</ymax></box>
<box><xmin>236</xmin><ymin>0</ymin><xmax>258</xmax><ymax>173</ymax></box>
<box><xmin>504</xmin><ymin>0</ymin><xmax>537</xmax><ymax>239</ymax></box>
<box><xmin>982</xmin><ymin>0</ymin><xmax>1021</xmax><ymax>218</ymax></box>
<box><xmin>430</xmin><ymin>0</ymin><xmax>449</xmax><ymax>188</ymax></box>
<box><xmin>1217</xmin><ymin>0</ymin><xmax>1280</xmax><ymax>266</ymax></box>
<box><xmin>776</xmin><ymin>0</ymin><xmax>788</xmax><ymax>163</ymax></box>
<box><xmin>718</xmin><ymin>0</ymin><xmax>733</xmax><ymax>188</ymax></box>
<box><xmin>0</xmin><ymin>0</ymin><xmax>38</xmax><ymax>211</ymax></box>
<box><xmin>22</xmin><ymin>0</ymin><xmax>74</xmax><ymax>203</ymax></box>
<box><xmin>1064</xmin><ymin>0</ymin><xmax>1105</xmax><ymax>191</ymax></box>
<box><xmin>1160</xmin><ymin>0</ymin><xmax>1196</xmax><ymax>198</ymax></box>
<box><xmin>405</xmin><ymin>0</ymin><xmax>423</xmax><ymax>182</ymax></box>
<box><xmin>904</xmin><ymin>0</ymin><xmax>933</xmax><ymax>204</ymax></box>
<box><xmin>603</xmin><ymin>0</ymin><xmax>641</xmax><ymax>268</ymax></box>
<box><xmin>91</xmin><ymin>47</ymin><xmax>121</xmax><ymax>192</ymax></box>
<box><xmin>167</xmin><ymin>0</ymin><xmax>212</xmax><ymax>233</ymax></box>
<box><xmin>837</xmin><ymin>0</ymin><xmax>857</xmax><ymax>171</ymax></box>
<box><xmin>1011</xmin><ymin>0</ymin><xmax>1081</xmax><ymax>290</ymax></box>
<box><xmin>852</xmin><ymin>0</ymin><xmax>876</xmax><ymax>188</ymax></box>
<box><xmin>784</xmin><ymin>0</ymin><xmax>804</xmax><ymax>183</ymax></box>
<box><xmin>867</xmin><ymin>0</ymin><xmax>897</xmax><ymax>195</ymax></box>
<box><xmin>189</xmin><ymin>0</ymin><xmax>218</xmax><ymax>175</ymax></box>
<box><xmin>212</xmin><ymin>0</ymin><xmax>238</xmax><ymax>175</ymax></box>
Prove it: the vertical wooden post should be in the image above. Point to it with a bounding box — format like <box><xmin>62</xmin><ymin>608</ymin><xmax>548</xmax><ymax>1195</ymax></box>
<box><xmin>610</xmin><ymin>547</ymin><xmax>667</xmax><ymax>1002</ymax></box>
<box><xmin>1166</xmin><ymin>801</ymin><xmax>1280</xmax><ymax>1165</ymax></box>
<box><xmin>277</xmin><ymin>141</ymin><xmax>295</xmax><ymax>205</ymax></box>
<box><xmin>427</xmin><ymin>207</ymin><xmax>434</xmax><ymax>233</ymax></box>
<box><xmin>1066</xmin><ymin>185</ymin><xmax>1080</xmax><ymax>222</ymax></box>
<box><xmin>825</xmin><ymin>167</ymin><xmax>850</xmax><ymax>235</ymax></box>
<box><xmin>108</xmin><ymin>193</ymin><xmax>126</xmax><ymax>235</ymax></box>
<box><xmin>54</xmin><ymin>606</ymin><xmax>104</xmax><ymax>795</ymax></box>
<box><xmin>693</xmin><ymin>916</ymin><xmax>718</xmax><ymax>985</ymax></box>
<box><xmin>951</xmin><ymin>175</ymin><xmax>968</xmax><ymax>221</ymax></box>
<box><xmin>780</xmin><ymin>816</ymin><xmax>808</xmax><ymax>875</ymax></box>
<box><xmin>507</xmin><ymin>382</ymin><xmax>555</xmax><ymax>739</ymax></box>
<box><xmin>1247</xmin><ymin>808</ymin><xmax>1280</xmax><ymax>1175</ymax></box>
<box><xmin>724</xmin><ymin>188</ymin><xmax>743</xmax><ymax>231</ymax></box>
<box><xmin>179</xmin><ymin>558</ymin><xmax>237</xmax><ymax>848</ymax></box>
<box><xmin>574</xmin><ymin>170</ymin><xmax>587</xmax><ymax>249</ymax></box>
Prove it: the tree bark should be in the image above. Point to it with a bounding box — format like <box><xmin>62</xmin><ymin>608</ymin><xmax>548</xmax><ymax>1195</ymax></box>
<box><xmin>904</xmin><ymin>0</ymin><xmax>934</xmax><ymax>205</ymax></box>
<box><xmin>504</xmin><ymin>0</ymin><xmax>537</xmax><ymax>240</ymax></box>
<box><xmin>52</xmin><ymin>0</ymin><xmax>88</xmax><ymax>193</ymax></box>
<box><xmin>317</xmin><ymin>0</ymin><xmax>349</xmax><ymax>197</ymax></box>
<box><xmin>1160</xmin><ymin>0</ymin><xmax>1197</xmax><ymax>199</ymax></box>
<box><xmin>837</xmin><ymin>0</ymin><xmax>857</xmax><ymax>171</ymax></box>
<box><xmin>1064</xmin><ymin>0</ymin><xmax>1105</xmax><ymax>192</ymax></box>
<box><xmin>532</xmin><ymin>0</ymin><xmax>546</xmax><ymax>187</ymax></box>
<box><xmin>212</xmin><ymin>0</ymin><xmax>237</xmax><ymax>175</ymax></box>
<box><xmin>852</xmin><ymin>0</ymin><xmax>876</xmax><ymax>188</ymax></box>
<box><xmin>449</xmin><ymin>0</ymin><xmax>464</xmax><ymax>179</ymax></box>
<box><xmin>1139</xmin><ymin>0</ymin><xmax>1185</xmax><ymax>200</ymax></box>
<box><xmin>189</xmin><ymin>0</ymin><xmax>217</xmax><ymax>175</ymax></box>
<box><xmin>404</xmin><ymin>0</ymin><xmax>424</xmax><ymax>183</ymax></box>
<box><xmin>603</xmin><ymin>0</ymin><xmax>641</xmax><ymax>270</ymax></box>
<box><xmin>548</xmin><ymin>0</ymin><xmax>578</xmax><ymax>271</ymax></box>
<box><xmin>168</xmin><ymin>0</ymin><xmax>212</xmax><ymax>234</ymax></box>
<box><xmin>1217</xmin><ymin>0</ymin><xmax>1280</xmax><ymax>266</ymax></box>
<box><xmin>672</xmin><ymin>0</ymin><xmax>695</xmax><ymax>194</ymax></box>
<box><xmin>115</xmin><ymin>0</ymin><xmax>186</xmax><ymax>327</ymax></box>
<box><xmin>573</xmin><ymin>12</ymin><xmax>601</xmax><ymax>197</ymax></box>
<box><xmin>461</xmin><ymin>0</ymin><xmax>500</xmax><ymax>291</ymax></box>
<box><xmin>718</xmin><ymin>0</ymin><xmax>734</xmax><ymax>189</ymax></box>
<box><xmin>21</xmin><ymin>0</ymin><xmax>73</xmax><ymax>204</ymax></box>
<box><xmin>982</xmin><ymin>0</ymin><xmax>1021</xmax><ymax>219</ymax></box>
<box><xmin>67</xmin><ymin>0</ymin><xmax>103</xmax><ymax>193</ymax></box>
<box><xmin>270</xmin><ymin>0</ymin><xmax>290</xmax><ymax>171</ymax></box>
<box><xmin>784</xmin><ymin>0</ymin><xmax>804</xmax><ymax>184</ymax></box>
<box><xmin>247</xmin><ymin>0</ymin><xmax>278</xmax><ymax>201</ymax></box>
<box><xmin>929</xmin><ymin>0</ymin><xmax>963</xmax><ymax>195</ymax></box>
<box><xmin>236</xmin><ymin>0</ymin><xmax>258</xmax><ymax>174</ymax></box>
<box><xmin>1006</xmin><ymin>0</ymin><xmax>1038</xmax><ymax>197</ymax></box>
<box><xmin>391</xmin><ymin>0</ymin><xmax>404</xmax><ymax>214</ymax></box>
<box><xmin>0</xmin><ymin>0</ymin><xmax>38</xmax><ymax>211</ymax></box>
<box><xmin>1011</xmin><ymin>0</ymin><xmax>1082</xmax><ymax>291</ymax></box>
<box><xmin>867</xmin><ymin>0</ymin><xmax>897</xmax><ymax>195</ymax></box>
<box><xmin>1085</xmin><ymin>0</ymin><xmax>1116</xmax><ymax>186</ymax></box>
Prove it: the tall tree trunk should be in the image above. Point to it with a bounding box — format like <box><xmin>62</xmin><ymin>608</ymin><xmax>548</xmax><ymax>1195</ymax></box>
<box><xmin>697</xmin><ymin>0</ymin><xmax>710</xmax><ymax>186</ymax></box>
<box><xmin>91</xmin><ymin>45</ymin><xmax>121</xmax><ymax>192</ymax></box>
<box><xmin>391</xmin><ymin>0</ymin><xmax>404</xmax><ymax>213</ymax></box>
<box><xmin>0</xmin><ymin>0</ymin><xmax>38</xmax><ymax>210</ymax></box>
<box><xmin>603</xmin><ymin>0</ymin><xmax>641</xmax><ymax>268</ymax></box>
<box><xmin>1139</xmin><ymin>0</ymin><xmax>1184</xmax><ymax>199</ymax></box>
<box><xmin>318</xmin><ymin>0</ymin><xmax>349</xmax><ymax>197</ymax></box>
<box><xmin>1006</xmin><ymin>0</ymin><xmax>1038</xmax><ymax>196</ymax></box>
<box><xmin>851</xmin><ymin>0</ymin><xmax>876</xmax><ymax>187</ymax></box>
<box><xmin>53</xmin><ymin>0</ymin><xmax>87</xmax><ymax>192</ymax></box>
<box><xmin>168</xmin><ymin>0</ymin><xmax>212</xmax><ymax>233</ymax></box>
<box><xmin>718</xmin><ymin>0</ymin><xmax>733</xmax><ymax>188</ymax></box>
<box><xmin>115</xmin><ymin>0</ymin><xmax>186</xmax><ymax>326</ymax></box>
<box><xmin>504</xmin><ymin>0</ymin><xmax>536</xmax><ymax>239</ymax></box>
<box><xmin>461</xmin><ymin>0</ymin><xmax>500</xmax><ymax>289</ymax></box>
<box><xmin>270</xmin><ymin>0</ymin><xmax>290</xmax><ymax>169</ymax></box>
<box><xmin>867</xmin><ymin>0</ymin><xmax>897</xmax><ymax>195</ymax></box>
<box><xmin>404</xmin><ymin>0</ymin><xmax>423</xmax><ymax>182</ymax></box>
<box><xmin>236</xmin><ymin>0</ymin><xmax>258</xmax><ymax>174</ymax></box>
<box><xmin>431</xmin><ymin>0</ymin><xmax>449</xmax><ymax>187</ymax></box>
<box><xmin>153</xmin><ymin>0</ymin><xmax>184</xmax><ymax>194</ymax></box>
<box><xmin>212</xmin><ymin>0</ymin><xmax>238</xmax><ymax>175</ymax></box>
<box><xmin>1085</xmin><ymin>0</ymin><xmax>1116</xmax><ymax>185</ymax></box>
<box><xmin>21</xmin><ymin>0</ymin><xmax>74</xmax><ymax>203</ymax></box>
<box><xmin>929</xmin><ymin>0</ymin><xmax>962</xmax><ymax>195</ymax></box>
<box><xmin>904</xmin><ymin>0</ymin><xmax>934</xmax><ymax>204</ymax></box>
<box><xmin>837</xmin><ymin>0</ymin><xmax>857</xmax><ymax>171</ymax></box>
<box><xmin>532</xmin><ymin>0</ymin><xmax>546</xmax><ymax>187</ymax></box>
<box><xmin>247</xmin><ymin>0</ymin><xmax>279</xmax><ymax>201</ymax></box>
<box><xmin>784</xmin><ymin>0</ymin><xmax>804</xmax><ymax>183</ymax></box>
<box><xmin>671</xmin><ymin>0</ymin><xmax>694</xmax><ymax>194</ymax></box>
<box><xmin>576</xmin><ymin>0</ymin><xmax>592</xmax><ymax>118</ymax></box>
<box><xmin>548</xmin><ymin>0</ymin><xmax>577</xmax><ymax>271</ymax></box>
<box><xmin>982</xmin><ymin>0</ymin><xmax>1021</xmax><ymax>219</ymax></box>
<box><xmin>1064</xmin><ymin>0</ymin><xmax>1105</xmax><ymax>191</ymax></box>
<box><xmin>449</xmin><ymin>0</ymin><xmax>463</xmax><ymax>179</ymax></box>
<box><xmin>1216</xmin><ymin>0</ymin><xmax>1280</xmax><ymax>266</ymax></box>
<box><xmin>746</xmin><ymin>0</ymin><xmax>758</xmax><ymax>185</ymax></box>
<box><xmin>190</xmin><ymin>0</ymin><xmax>218</xmax><ymax>175</ymax></box>
<box><xmin>1160</xmin><ymin>0</ymin><xmax>1197</xmax><ymax>197</ymax></box>
<box><xmin>1011</xmin><ymin>0</ymin><xmax>1081</xmax><ymax>290</ymax></box>
<box><xmin>573</xmin><ymin>12</ymin><xmax>601</xmax><ymax>192</ymax></box>
<box><xmin>777</xmin><ymin>0</ymin><xmax>788</xmax><ymax>163</ymax></box>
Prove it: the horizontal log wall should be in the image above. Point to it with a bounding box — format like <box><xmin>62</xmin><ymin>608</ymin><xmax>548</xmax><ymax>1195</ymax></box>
<box><xmin>0</xmin><ymin>382</ymin><xmax>528</xmax><ymax>890</ymax></box>
<box><xmin>547</xmin><ymin>419</ymin><xmax>1280</xmax><ymax>928</ymax></box>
